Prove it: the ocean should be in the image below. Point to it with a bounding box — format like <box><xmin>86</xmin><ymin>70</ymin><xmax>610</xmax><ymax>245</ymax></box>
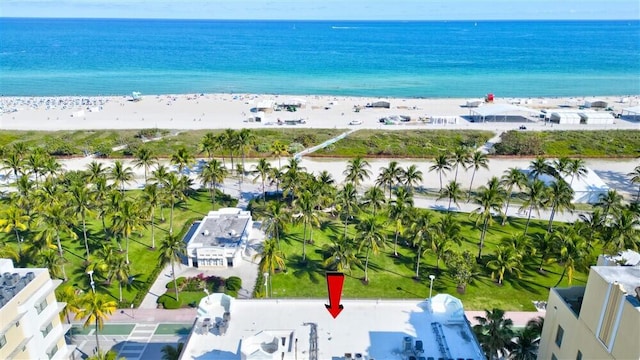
<box><xmin>1</xmin><ymin>18</ymin><xmax>639</xmax><ymax>97</ymax></box>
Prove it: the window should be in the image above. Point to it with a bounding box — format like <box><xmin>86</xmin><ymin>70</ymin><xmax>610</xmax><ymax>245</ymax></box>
<box><xmin>0</xmin><ymin>335</ymin><xmax>6</xmax><ymax>349</ymax></box>
<box><xmin>35</xmin><ymin>298</ymin><xmax>48</xmax><ymax>314</ymax></box>
<box><xmin>555</xmin><ymin>325</ymin><xmax>564</xmax><ymax>347</ymax></box>
<box><xmin>576</xmin><ymin>350</ymin><xmax>583</xmax><ymax>360</ymax></box>
<box><xmin>41</xmin><ymin>322</ymin><xmax>53</xmax><ymax>338</ymax></box>
<box><xmin>47</xmin><ymin>344</ymin><xmax>58</xmax><ymax>359</ymax></box>
<box><xmin>551</xmin><ymin>354</ymin><xmax>558</xmax><ymax>360</ymax></box>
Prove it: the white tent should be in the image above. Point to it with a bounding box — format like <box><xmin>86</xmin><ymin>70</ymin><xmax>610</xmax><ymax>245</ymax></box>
<box><xmin>469</xmin><ymin>104</ymin><xmax>542</xmax><ymax>122</ymax></box>
<box><xmin>550</xmin><ymin>111</ymin><xmax>581</xmax><ymax>124</ymax></box>
<box><xmin>580</xmin><ymin>110</ymin><xmax>614</xmax><ymax>125</ymax></box>
<box><xmin>621</xmin><ymin>106</ymin><xmax>640</xmax><ymax>121</ymax></box>
<box><xmin>567</xmin><ymin>167</ymin><xmax>609</xmax><ymax>203</ymax></box>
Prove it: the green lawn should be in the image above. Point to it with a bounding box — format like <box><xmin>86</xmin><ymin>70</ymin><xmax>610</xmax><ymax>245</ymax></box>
<box><xmin>314</xmin><ymin>130</ymin><xmax>495</xmax><ymax>158</ymax></box>
<box><xmin>262</xmin><ymin>210</ymin><xmax>589</xmax><ymax>311</ymax></box>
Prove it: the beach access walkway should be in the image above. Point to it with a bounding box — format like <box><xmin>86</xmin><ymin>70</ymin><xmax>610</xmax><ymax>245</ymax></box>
<box><xmin>293</xmin><ymin>129</ymin><xmax>357</xmax><ymax>159</ymax></box>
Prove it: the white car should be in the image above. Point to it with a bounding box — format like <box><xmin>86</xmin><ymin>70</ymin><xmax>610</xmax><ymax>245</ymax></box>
<box><xmin>349</xmin><ymin>120</ymin><xmax>363</xmax><ymax>125</ymax></box>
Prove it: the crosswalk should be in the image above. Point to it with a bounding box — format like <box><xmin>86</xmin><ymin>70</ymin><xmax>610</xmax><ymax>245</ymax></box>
<box><xmin>117</xmin><ymin>324</ymin><xmax>158</xmax><ymax>360</ymax></box>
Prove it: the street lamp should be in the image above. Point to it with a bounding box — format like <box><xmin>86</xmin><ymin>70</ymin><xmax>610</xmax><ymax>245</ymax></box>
<box><xmin>264</xmin><ymin>272</ymin><xmax>269</xmax><ymax>298</ymax></box>
<box><xmin>86</xmin><ymin>270</ymin><xmax>95</xmax><ymax>294</ymax></box>
<box><xmin>130</xmin><ymin>304</ymin><xmax>135</xmax><ymax>319</ymax></box>
<box><xmin>428</xmin><ymin>274</ymin><xmax>436</xmax><ymax>299</ymax></box>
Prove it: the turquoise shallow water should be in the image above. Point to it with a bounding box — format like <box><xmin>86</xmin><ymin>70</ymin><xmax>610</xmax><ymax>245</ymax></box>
<box><xmin>1</xmin><ymin>18</ymin><xmax>639</xmax><ymax>97</ymax></box>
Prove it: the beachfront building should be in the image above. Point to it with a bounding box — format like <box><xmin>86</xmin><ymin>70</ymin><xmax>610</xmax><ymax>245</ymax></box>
<box><xmin>185</xmin><ymin>208</ymin><xmax>252</xmax><ymax>268</ymax></box>
<box><xmin>0</xmin><ymin>258</ymin><xmax>74</xmax><ymax>360</ymax></box>
<box><xmin>538</xmin><ymin>264</ymin><xmax>640</xmax><ymax>360</ymax></box>
<box><xmin>179</xmin><ymin>293</ymin><xmax>484</xmax><ymax>360</ymax></box>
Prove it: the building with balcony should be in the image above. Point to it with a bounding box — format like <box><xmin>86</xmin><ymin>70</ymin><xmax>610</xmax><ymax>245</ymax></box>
<box><xmin>538</xmin><ymin>265</ymin><xmax>640</xmax><ymax>360</ymax></box>
<box><xmin>0</xmin><ymin>258</ymin><xmax>74</xmax><ymax>360</ymax></box>
<box><xmin>185</xmin><ymin>208</ymin><xmax>252</xmax><ymax>268</ymax></box>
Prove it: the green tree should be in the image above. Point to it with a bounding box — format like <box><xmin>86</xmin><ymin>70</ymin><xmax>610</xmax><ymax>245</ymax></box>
<box><xmin>69</xmin><ymin>184</ymin><xmax>94</xmax><ymax>260</ymax></box>
<box><xmin>487</xmin><ymin>246</ymin><xmax>522</xmax><ymax>285</ymax></box>
<box><xmin>344</xmin><ymin>156</ymin><xmax>372</xmax><ymax>189</ymax></box>
<box><xmin>472</xmin><ymin>177</ymin><xmax>505</xmax><ymax>261</ymax></box>
<box><xmin>431</xmin><ymin>213</ymin><xmax>461</xmax><ymax>272</ymax></box>
<box><xmin>438</xmin><ymin>180</ymin><xmax>464</xmax><ymax>211</ymax></box>
<box><xmin>402</xmin><ymin>164</ymin><xmax>423</xmax><ymax>193</ymax></box>
<box><xmin>133</xmin><ymin>147</ymin><xmax>157</xmax><ymax>184</ymax></box>
<box><xmin>237</xmin><ymin>128</ymin><xmax>255</xmax><ymax>182</ymax></box>
<box><xmin>262</xmin><ymin>201</ymin><xmax>290</xmax><ymax>249</ymax></box>
<box><xmin>323</xmin><ymin>235</ymin><xmax>360</xmax><ymax>274</ymax></box>
<box><xmin>451</xmin><ymin>146</ymin><xmax>470</xmax><ymax>183</ymax></box>
<box><xmin>159</xmin><ymin>234</ymin><xmax>186</xmax><ymax>301</ymax></box>
<box><xmin>553</xmin><ymin>225</ymin><xmax>590</xmax><ymax>287</ymax></box>
<box><xmin>295</xmin><ymin>191</ymin><xmax>320</xmax><ymax>262</ymax></box>
<box><xmin>362</xmin><ymin>186</ymin><xmax>386</xmax><ymax>216</ymax></box>
<box><xmin>466</xmin><ymin>150</ymin><xmax>489</xmax><ymax>199</ymax></box>
<box><xmin>596</xmin><ymin>189</ymin><xmax>623</xmax><ymax>220</ymax></box>
<box><xmin>375</xmin><ymin>160</ymin><xmax>403</xmax><ymax>199</ymax></box>
<box><xmin>161</xmin><ymin>343</ymin><xmax>185</xmax><ymax>360</ymax></box>
<box><xmin>200</xmin><ymin>132</ymin><xmax>218</xmax><ymax>159</ymax></box>
<box><xmin>111</xmin><ymin>198</ymin><xmax>145</xmax><ymax>263</ymax></box>
<box><xmin>270</xmin><ymin>140</ymin><xmax>289</xmax><ymax>169</ymax></box>
<box><xmin>221</xmin><ymin>129</ymin><xmax>238</xmax><ymax>172</ymax></box>
<box><xmin>166</xmin><ymin>173</ymin><xmax>187</xmax><ymax>235</ymax></box>
<box><xmin>500</xmin><ymin>167</ymin><xmax>527</xmax><ymax>225</ymax></box>
<box><xmin>605</xmin><ymin>208</ymin><xmax>640</xmax><ymax>253</ymax></box>
<box><xmin>545</xmin><ymin>179</ymin><xmax>574</xmax><ymax>232</ymax></box>
<box><xmin>473</xmin><ymin>309</ymin><xmax>515</xmax><ymax>360</ymax></box>
<box><xmin>0</xmin><ymin>206</ymin><xmax>30</xmax><ymax>246</ymax></box>
<box><xmin>567</xmin><ymin>158</ymin><xmax>588</xmax><ymax>186</ymax></box>
<box><xmin>336</xmin><ymin>183</ymin><xmax>359</xmax><ymax>238</ymax></box>
<box><xmin>528</xmin><ymin>157</ymin><xmax>551</xmax><ymax>180</ymax></box>
<box><xmin>443</xmin><ymin>250</ymin><xmax>477</xmax><ymax>294</ymax></box>
<box><xmin>253</xmin><ymin>238</ymin><xmax>285</xmax><ymax>297</ymax></box>
<box><xmin>628</xmin><ymin>165</ymin><xmax>640</xmax><ymax>202</ymax></box>
<box><xmin>199</xmin><ymin>159</ymin><xmax>228</xmax><ymax>208</ymax></box>
<box><xmin>356</xmin><ymin>215</ymin><xmax>386</xmax><ymax>283</ymax></box>
<box><xmin>252</xmin><ymin>158</ymin><xmax>272</xmax><ymax>203</ymax></box>
<box><xmin>519</xmin><ymin>179</ymin><xmax>548</xmax><ymax>236</ymax></box>
<box><xmin>388</xmin><ymin>186</ymin><xmax>413</xmax><ymax>256</ymax></box>
<box><xmin>429</xmin><ymin>153</ymin><xmax>451</xmax><ymax>192</ymax></box>
<box><xmin>75</xmin><ymin>292</ymin><xmax>117</xmax><ymax>355</ymax></box>
<box><xmin>142</xmin><ymin>183</ymin><xmax>162</xmax><ymax>248</ymax></box>
<box><xmin>109</xmin><ymin>160</ymin><xmax>134</xmax><ymax>192</ymax></box>
<box><xmin>410</xmin><ymin>210</ymin><xmax>434</xmax><ymax>279</ymax></box>
<box><xmin>171</xmin><ymin>146</ymin><xmax>195</xmax><ymax>174</ymax></box>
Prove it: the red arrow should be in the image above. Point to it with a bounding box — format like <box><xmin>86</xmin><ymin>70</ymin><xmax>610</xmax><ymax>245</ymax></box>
<box><xmin>325</xmin><ymin>272</ymin><xmax>345</xmax><ymax>318</ymax></box>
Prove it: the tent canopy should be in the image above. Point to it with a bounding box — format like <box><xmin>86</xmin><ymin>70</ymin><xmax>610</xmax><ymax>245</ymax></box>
<box><xmin>469</xmin><ymin>104</ymin><xmax>542</xmax><ymax>122</ymax></box>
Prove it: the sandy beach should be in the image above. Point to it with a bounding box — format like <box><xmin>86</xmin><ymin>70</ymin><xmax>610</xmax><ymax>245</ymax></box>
<box><xmin>1</xmin><ymin>93</ymin><xmax>638</xmax><ymax>131</ymax></box>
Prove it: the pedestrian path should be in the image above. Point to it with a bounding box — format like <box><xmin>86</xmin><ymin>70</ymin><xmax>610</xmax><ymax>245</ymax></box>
<box><xmin>477</xmin><ymin>130</ymin><xmax>504</xmax><ymax>154</ymax></box>
<box><xmin>294</xmin><ymin>129</ymin><xmax>356</xmax><ymax>159</ymax></box>
<box><xmin>117</xmin><ymin>324</ymin><xmax>158</xmax><ymax>360</ymax></box>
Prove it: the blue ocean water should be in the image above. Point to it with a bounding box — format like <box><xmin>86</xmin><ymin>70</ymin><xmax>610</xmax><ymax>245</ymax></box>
<box><xmin>0</xmin><ymin>18</ymin><xmax>639</xmax><ymax>97</ymax></box>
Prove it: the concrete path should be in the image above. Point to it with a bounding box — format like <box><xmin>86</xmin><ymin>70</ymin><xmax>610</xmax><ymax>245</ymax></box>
<box><xmin>293</xmin><ymin>129</ymin><xmax>357</xmax><ymax>159</ymax></box>
<box><xmin>478</xmin><ymin>130</ymin><xmax>504</xmax><ymax>154</ymax></box>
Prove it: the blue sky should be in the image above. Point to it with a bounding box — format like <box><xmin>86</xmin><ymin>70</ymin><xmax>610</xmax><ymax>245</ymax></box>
<box><xmin>1</xmin><ymin>0</ymin><xmax>639</xmax><ymax>20</ymax></box>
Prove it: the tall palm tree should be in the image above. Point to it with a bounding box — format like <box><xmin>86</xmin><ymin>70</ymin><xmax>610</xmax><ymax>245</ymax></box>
<box><xmin>109</xmin><ymin>160</ymin><xmax>134</xmax><ymax>192</ymax></box>
<box><xmin>165</xmin><ymin>173</ymin><xmax>187</xmax><ymax>235</ymax></box>
<box><xmin>38</xmin><ymin>203</ymin><xmax>76</xmax><ymax>279</ymax></box>
<box><xmin>69</xmin><ymin>184</ymin><xmax>94</xmax><ymax>260</ymax></box>
<box><xmin>2</xmin><ymin>150</ymin><xmax>24</xmax><ymax>178</ymax></box>
<box><xmin>282</xmin><ymin>157</ymin><xmax>306</xmax><ymax>202</ymax></box>
<box><xmin>262</xmin><ymin>201</ymin><xmax>290</xmax><ymax>249</ymax></box>
<box><xmin>545</xmin><ymin>179</ymin><xmax>575</xmax><ymax>233</ymax></box>
<box><xmin>56</xmin><ymin>285</ymin><xmax>81</xmax><ymax>325</ymax></box>
<box><xmin>200</xmin><ymin>132</ymin><xmax>218</xmax><ymax>159</ymax></box>
<box><xmin>429</xmin><ymin>154</ymin><xmax>451</xmax><ymax>192</ymax></box>
<box><xmin>388</xmin><ymin>187</ymin><xmax>413</xmax><ymax>256</ymax></box>
<box><xmin>605</xmin><ymin>208</ymin><xmax>640</xmax><ymax>253</ymax></box>
<box><xmin>0</xmin><ymin>206</ymin><xmax>30</xmax><ymax>246</ymax></box>
<box><xmin>628</xmin><ymin>165</ymin><xmax>640</xmax><ymax>202</ymax></box>
<box><xmin>431</xmin><ymin>213</ymin><xmax>461</xmax><ymax>272</ymax></box>
<box><xmin>552</xmin><ymin>156</ymin><xmax>572</xmax><ymax>179</ymax></box>
<box><xmin>142</xmin><ymin>183</ymin><xmax>162</xmax><ymax>248</ymax></box>
<box><xmin>222</xmin><ymin>129</ymin><xmax>238</xmax><ymax>172</ymax></box>
<box><xmin>466</xmin><ymin>150</ymin><xmax>489</xmax><ymax>199</ymax></box>
<box><xmin>336</xmin><ymin>183</ymin><xmax>359</xmax><ymax>237</ymax></box>
<box><xmin>410</xmin><ymin>210</ymin><xmax>434</xmax><ymax>279</ymax></box>
<box><xmin>473</xmin><ymin>309</ymin><xmax>515</xmax><ymax>360</ymax></box>
<box><xmin>362</xmin><ymin>186</ymin><xmax>385</xmax><ymax>216</ymax></box>
<box><xmin>199</xmin><ymin>159</ymin><xmax>228</xmax><ymax>208</ymax></box>
<box><xmin>237</xmin><ymin>128</ymin><xmax>255</xmax><ymax>181</ymax></box>
<box><xmin>375</xmin><ymin>161</ymin><xmax>403</xmax><ymax>199</ymax></box>
<box><xmin>133</xmin><ymin>147</ymin><xmax>157</xmax><ymax>184</ymax></box>
<box><xmin>111</xmin><ymin>198</ymin><xmax>145</xmax><ymax>263</ymax></box>
<box><xmin>150</xmin><ymin>164</ymin><xmax>171</xmax><ymax>222</ymax></box>
<box><xmin>402</xmin><ymin>164</ymin><xmax>423</xmax><ymax>193</ymax></box>
<box><xmin>553</xmin><ymin>226</ymin><xmax>589</xmax><ymax>287</ymax></box>
<box><xmin>344</xmin><ymin>156</ymin><xmax>371</xmax><ymax>189</ymax></box>
<box><xmin>528</xmin><ymin>157</ymin><xmax>551</xmax><ymax>180</ymax></box>
<box><xmin>170</xmin><ymin>146</ymin><xmax>194</xmax><ymax>174</ymax></box>
<box><xmin>252</xmin><ymin>158</ymin><xmax>272</xmax><ymax>202</ymax></box>
<box><xmin>438</xmin><ymin>180</ymin><xmax>464</xmax><ymax>211</ymax></box>
<box><xmin>596</xmin><ymin>189</ymin><xmax>623</xmax><ymax>220</ymax></box>
<box><xmin>270</xmin><ymin>140</ymin><xmax>289</xmax><ymax>169</ymax></box>
<box><xmin>75</xmin><ymin>292</ymin><xmax>117</xmax><ymax>355</ymax></box>
<box><xmin>356</xmin><ymin>215</ymin><xmax>386</xmax><ymax>283</ymax></box>
<box><xmin>26</xmin><ymin>148</ymin><xmax>47</xmax><ymax>187</ymax></box>
<box><xmin>323</xmin><ymin>235</ymin><xmax>360</xmax><ymax>274</ymax></box>
<box><xmin>86</xmin><ymin>161</ymin><xmax>108</xmax><ymax>184</ymax></box>
<box><xmin>451</xmin><ymin>146</ymin><xmax>470</xmax><ymax>183</ymax></box>
<box><xmin>567</xmin><ymin>158</ymin><xmax>588</xmax><ymax>186</ymax></box>
<box><xmin>509</xmin><ymin>326</ymin><xmax>539</xmax><ymax>360</ymax></box>
<box><xmin>159</xmin><ymin>234</ymin><xmax>186</xmax><ymax>301</ymax></box>
<box><xmin>519</xmin><ymin>179</ymin><xmax>548</xmax><ymax>236</ymax></box>
<box><xmin>108</xmin><ymin>253</ymin><xmax>131</xmax><ymax>302</ymax></box>
<box><xmin>295</xmin><ymin>191</ymin><xmax>320</xmax><ymax>262</ymax></box>
<box><xmin>472</xmin><ymin>177</ymin><xmax>505</xmax><ymax>261</ymax></box>
<box><xmin>253</xmin><ymin>238</ymin><xmax>285</xmax><ymax>297</ymax></box>
<box><xmin>500</xmin><ymin>167</ymin><xmax>527</xmax><ymax>225</ymax></box>
<box><xmin>487</xmin><ymin>246</ymin><xmax>522</xmax><ymax>285</ymax></box>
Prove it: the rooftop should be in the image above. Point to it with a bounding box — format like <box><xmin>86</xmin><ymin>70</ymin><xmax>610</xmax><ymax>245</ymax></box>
<box><xmin>189</xmin><ymin>210</ymin><xmax>250</xmax><ymax>247</ymax></box>
<box><xmin>592</xmin><ymin>265</ymin><xmax>640</xmax><ymax>307</ymax></box>
<box><xmin>180</xmin><ymin>293</ymin><xmax>484</xmax><ymax>360</ymax></box>
<box><xmin>0</xmin><ymin>258</ymin><xmax>45</xmax><ymax>309</ymax></box>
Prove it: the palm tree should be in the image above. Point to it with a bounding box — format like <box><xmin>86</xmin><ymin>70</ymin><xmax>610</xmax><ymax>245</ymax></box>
<box><xmin>221</xmin><ymin>129</ymin><xmax>238</xmax><ymax>172</ymax></box>
<box><xmin>170</xmin><ymin>146</ymin><xmax>194</xmax><ymax>174</ymax></box>
<box><xmin>268</xmin><ymin>167</ymin><xmax>283</xmax><ymax>200</ymax></box>
<box><xmin>165</xmin><ymin>173</ymin><xmax>187</xmax><ymax>235</ymax></box>
<box><xmin>545</xmin><ymin>179</ymin><xmax>575</xmax><ymax>232</ymax></box>
<box><xmin>69</xmin><ymin>184</ymin><xmax>94</xmax><ymax>260</ymax></box>
<box><xmin>553</xmin><ymin>226</ymin><xmax>590</xmax><ymax>287</ymax></box>
<box><xmin>388</xmin><ymin>187</ymin><xmax>413</xmax><ymax>256</ymax></box>
<box><xmin>161</xmin><ymin>343</ymin><xmax>185</xmax><ymax>360</ymax></box>
<box><xmin>295</xmin><ymin>191</ymin><xmax>320</xmax><ymax>262</ymax></box>
<box><xmin>86</xmin><ymin>161</ymin><xmax>108</xmax><ymax>184</ymax></box>
<box><xmin>2</xmin><ymin>150</ymin><xmax>23</xmax><ymax>178</ymax></box>
<box><xmin>336</xmin><ymin>183</ymin><xmax>359</xmax><ymax>238</ymax></box>
<box><xmin>552</xmin><ymin>156</ymin><xmax>572</xmax><ymax>178</ymax></box>
<box><xmin>596</xmin><ymin>189</ymin><xmax>624</xmax><ymax>220</ymax></box>
<box><xmin>356</xmin><ymin>215</ymin><xmax>386</xmax><ymax>283</ymax></box>
<box><xmin>282</xmin><ymin>157</ymin><xmax>306</xmax><ymax>201</ymax></box>
<box><xmin>36</xmin><ymin>249</ymin><xmax>65</xmax><ymax>280</ymax></box>
<box><xmin>509</xmin><ymin>326</ymin><xmax>539</xmax><ymax>360</ymax></box>
<box><xmin>410</xmin><ymin>210</ymin><xmax>434</xmax><ymax>279</ymax></box>
<box><xmin>375</xmin><ymin>161</ymin><xmax>403</xmax><ymax>199</ymax></box>
<box><xmin>487</xmin><ymin>246</ymin><xmax>522</xmax><ymax>285</ymax></box>
<box><xmin>429</xmin><ymin>154</ymin><xmax>451</xmax><ymax>192</ymax></box>
<box><xmin>528</xmin><ymin>157</ymin><xmax>551</xmax><ymax>180</ymax></box>
<box><xmin>159</xmin><ymin>234</ymin><xmax>186</xmax><ymax>301</ymax></box>
<box><xmin>252</xmin><ymin>158</ymin><xmax>272</xmax><ymax>203</ymax></box>
<box><xmin>628</xmin><ymin>165</ymin><xmax>640</xmax><ymax>202</ymax></box>
<box><xmin>111</xmin><ymin>198</ymin><xmax>145</xmax><ymax>263</ymax></box>
<box><xmin>0</xmin><ymin>206</ymin><xmax>30</xmax><ymax>246</ymax></box>
<box><xmin>567</xmin><ymin>158</ymin><xmax>588</xmax><ymax>186</ymax></box>
<box><xmin>237</xmin><ymin>128</ymin><xmax>255</xmax><ymax>181</ymax></box>
<box><xmin>108</xmin><ymin>253</ymin><xmax>131</xmax><ymax>302</ymax></box>
<box><xmin>473</xmin><ymin>309</ymin><xmax>515</xmax><ymax>360</ymax></box>
<box><xmin>362</xmin><ymin>186</ymin><xmax>385</xmax><ymax>216</ymax></box>
<box><xmin>26</xmin><ymin>148</ymin><xmax>47</xmax><ymax>187</ymax></box>
<box><xmin>253</xmin><ymin>238</ymin><xmax>285</xmax><ymax>297</ymax></box>
<box><xmin>109</xmin><ymin>160</ymin><xmax>134</xmax><ymax>192</ymax></box>
<box><xmin>200</xmin><ymin>132</ymin><xmax>218</xmax><ymax>159</ymax></box>
<box><xmin>605</xmin><ymin>208</ymin><xmax>640</xmax><ymax>253</ymax></box>
<box><xmin>56</xmin><ymin>285</ymin><xmax>81</xmax><ymax>324</ymax></box>
<box><xmin>38</xmin><ymin>203</ymin><xmax>76</xmax><ymax>279</ymax></box>
<box><xmin>142</xmin><ymin>183</ymin><xmax>162</xmax><ymax>248</ymax></box>
<box><xmin>438</xmin><ymin>180</ymin><xmax>464</xmax><ymax>211</ymax></box>
<box><xmin>519</xmin><ymin>179</ymin><xmax>548</xmax><ymax>236</ymax></box>
<box><xmin>431</xmin><ymin>213</ymin><xmax>461</xmax><ymax>272</ymax></box>
<box><xmin>344</xmin><ymin>156</ymin><xmax>371</xmax><ymax>189</ymax></box>
<box><xmin>500</xmin><ymin>167</ymin><xmax>527</xmax><ymax>225</ymax></box>
<box><xmin>75</xmin><ymin>292</ymin><xmax>117</xmax><ymax>355</ymax></box>
<box><xmin>270</xmin><ymin>140</ymin><xmax>289</xmax><ymax>169</ymax></box>
<box><xmin>472</xmin><ymin>177</ymin><xmax>505</xmax><ymax>261</ymax></box>
<box><xmin>466</xmin><ymin>150</ymin><xmax>489</xmax><ymax>199</ymax></box>
<box><xmin>323</xmin><ymin>235</ymin><xmax>360</xmax><ymax>274</ymax></box>
<box><xmin>262</xmin><ymin>201</ymin><xmax>290</xmax><ymax>248</ymax></box>
<box><xmin>199</xmin><ymin>159</ymin><xmax>228</xmax><ymax>208</ymax></box>
<box><xmin>451</xmin><ymin>146</ymin><xmax>470</xmax><ymax>183</ymax></box>
<box><xmin>133</xmin><ymin>147</ymin><xmax>157</xmax><ymax>184</ymax></box>
<box><xmin>402</xmin><ymin>164</ymin><xmax>423</xmax><ymax>193</ymax></box>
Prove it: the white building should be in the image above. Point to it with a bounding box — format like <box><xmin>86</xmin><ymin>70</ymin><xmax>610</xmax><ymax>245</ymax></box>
<box><xmin>185</xmin><ymin>208</ymin><xmax>252</xmax><ymax>268</ymax></box>
<box><xmin>179</xmin><ymin>293</ymin><xmax>484</xmax><ymax>360</ymax></box>
<box><xmin>0</xmin><ymin>258</ymin><xmax>74</xmax><ymax>360</ymax></box>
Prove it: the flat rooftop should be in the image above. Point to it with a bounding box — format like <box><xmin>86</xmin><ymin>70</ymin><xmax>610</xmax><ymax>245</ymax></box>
<box><xmin>180</xmin><ymin>295</ymin><xmax>484</xmax><ymax>360</ymax></box>
<box><xmin>190</xmin><ymin>214</ymin><xmax>249</xmax><ymax>247</ymax></box>
<box><xmin>592</xmin><ymin>265</ymin><xmax>640</xmax><ymax>307</ymax></box>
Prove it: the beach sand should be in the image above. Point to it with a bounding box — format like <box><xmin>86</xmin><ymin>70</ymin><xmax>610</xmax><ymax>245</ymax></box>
<box><xmin>1</xmin><ymin>93</ymin><xmax>638</xmax><ymax>131</ymax></box>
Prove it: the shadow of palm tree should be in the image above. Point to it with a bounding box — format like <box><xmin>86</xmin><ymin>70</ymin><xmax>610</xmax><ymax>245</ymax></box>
<box><xmin>288</xmin><ymin>254</ymin><xmax>323</xmax><ymax>284</ymax></box>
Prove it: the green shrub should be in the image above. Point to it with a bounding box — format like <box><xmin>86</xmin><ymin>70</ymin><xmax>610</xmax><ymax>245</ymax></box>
<box><xmin>157</xmin><ymin>294</ymin><xmax>182</xmax><ymax>309</ymax></box>
<box><xmin>226</xmin><ymin>276</ymin><xmax>242</xmax><ymax>291</ymax></box>
<box><xmin>166</xmin><ymin>277</ymin><xmax>186</xmax><ymax>289</ymax></box>
<box><xmin>494</xmin><ymin>131</ymin><xmax>544</xmax><ymax>156</ymax></box>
